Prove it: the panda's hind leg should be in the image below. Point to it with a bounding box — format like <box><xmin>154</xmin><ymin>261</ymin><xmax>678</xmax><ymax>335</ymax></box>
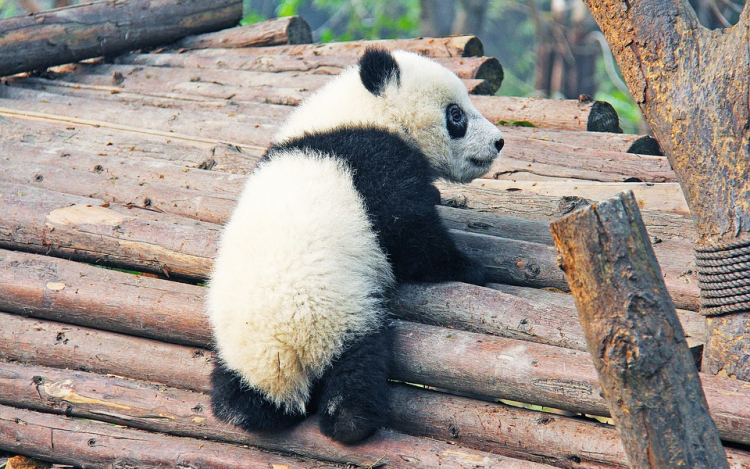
<box><xmin>210</xmin><ymin>360</ymin><xmax>305</xmax><ymax>432</ymax></box>
<box><xmin>318</xmin><ymin>326</ymin><xmax>392</xmax><ymax>444</ymax></box>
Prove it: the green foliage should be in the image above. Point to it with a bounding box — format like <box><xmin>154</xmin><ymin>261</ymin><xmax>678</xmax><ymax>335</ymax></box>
<box><xmin>240</xmin><ymin>11</ymin><xmax>269</xmax><ymax>25</ymax></box>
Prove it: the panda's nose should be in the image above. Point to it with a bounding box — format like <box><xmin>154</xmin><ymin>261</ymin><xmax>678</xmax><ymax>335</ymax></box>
<box><xmin>494</xmin><ymin>138</ymin><xmax>505</xmax><ymax>152</ymax></box>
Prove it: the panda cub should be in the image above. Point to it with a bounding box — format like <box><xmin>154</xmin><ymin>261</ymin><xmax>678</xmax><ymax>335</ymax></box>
<box><xmin>207</xmin><ymin>48</ymin><xmax>504</xmax><ymax>444</ymax></box>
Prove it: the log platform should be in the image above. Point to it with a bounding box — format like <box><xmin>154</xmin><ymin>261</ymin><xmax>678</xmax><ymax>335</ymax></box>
<box><xmin>0</xmin><ymin>11</ymin><xmax>748</xmax><ymax>469</ymax></box>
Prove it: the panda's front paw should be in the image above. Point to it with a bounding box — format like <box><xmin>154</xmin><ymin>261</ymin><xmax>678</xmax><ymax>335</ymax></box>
<box><xmin>458</xmin><ymin>257</ymin><xmax>487</xmax><ymax>286</ymax></box>
<box><xmin>319</xmin><ymin>393</ymin><xmax>385</xmax><ymax>445</ymax></box>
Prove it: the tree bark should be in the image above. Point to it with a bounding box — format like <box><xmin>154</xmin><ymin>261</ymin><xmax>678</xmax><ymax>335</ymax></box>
<box><xmin>0</xmin><ymin>0</ymin><xmax>242</xmax><ymax>78</ymax></box>
<box><xmin>550</xmin><ymin>191</ymin><xmax>728</xmax><ymax>469</ymax></box>
<box><xmin>173</xmin><ymin>16</ymin><xmax>312</xmax><ymax>49</ymax></box>
<box><xmin>582</xmin><ymin>0</ymin><xmax>750</xmax><ymax>380</ymax></box>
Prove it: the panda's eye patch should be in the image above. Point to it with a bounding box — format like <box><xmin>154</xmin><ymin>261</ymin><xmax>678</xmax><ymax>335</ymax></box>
<box><xmin>446</xmin><ymin>104</ymin><xmax>467</xmax><ymax>139</ymax></box>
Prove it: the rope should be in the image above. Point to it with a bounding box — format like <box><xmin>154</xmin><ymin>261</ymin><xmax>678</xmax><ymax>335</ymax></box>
<box><xmin>695</xmin><ymin>237</ymin><xmax>750</xmax><ymax>316</ymax></box>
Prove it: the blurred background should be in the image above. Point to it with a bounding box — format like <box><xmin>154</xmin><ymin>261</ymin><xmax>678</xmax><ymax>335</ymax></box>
<box><xmin>2</xmin><ymin>0</ymin><xmax>744</xmax><ymax>133</ymax></box>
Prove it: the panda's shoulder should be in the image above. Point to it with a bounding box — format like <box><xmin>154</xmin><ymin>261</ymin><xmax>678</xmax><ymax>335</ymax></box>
<box><xmin>270</xmin><ymin>127</ymin><xmax>431</xmax><ymax>179</ymax></box>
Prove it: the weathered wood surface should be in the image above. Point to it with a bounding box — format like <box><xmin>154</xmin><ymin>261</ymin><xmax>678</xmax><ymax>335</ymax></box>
<box><xmin>118</xmin><ymin>50</ymin><xmax>505</xmax><ymax>89</ymax></box>
<box><xmin>0</xmin><ymin>179</ymin><xmax>699</xmax><ymax>306</ymax></box>
<box><xmin>437</xmin><ymin>180</ymin><xmax>698</xmax><ymax>243</ymax></box>
<box><xmin>0</xmin><ymin>248</ymin><xmax>705</xmax><ymax>364</ymax></box>
<box><xmin>551</xmin><ymin>191</ymin><xmax>728</xmax><ymax>468</ymax></box>
<box><xmin>2</xmin><ymin>312</ymin><xmax>747</xmax><ymax>447</ymax></box>
<box><xmin>478</xmin><ymin>180</ymin><xmax>689</xmax><ymax>216</ymax></box>
<box><xmin>174</xmin><ymin>35</ymin><xmax>486</xmax><ymax>58</ymax></box>
<box><xmin>0</xmin><ymin>364</ymin><xmax>555</xmax><ymax>469</ymax></box>
<box><xmin>2</xmin><ymin>361</ymin><xmax>749</xmax><ymax>469</ymax></box>
<box><xmin>0</xmin><ymin>0</ymin><xmax>242</xmax><ymax>78</ymax></box>
<box><xmin>173</xmin><ymin>16</ymin><xmax>313</xmax><ymax>49</ymax></box>
<box><xmin>0</xmin><ymin>404</ymin><xmax>343</xmax><ymax>469</ymax></box>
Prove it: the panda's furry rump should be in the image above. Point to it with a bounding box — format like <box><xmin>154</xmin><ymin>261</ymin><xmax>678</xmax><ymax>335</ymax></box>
<box><xmin>207</xmin><ymin>145</ymin><xmax>394</xmax><ymax>415</ymax></box>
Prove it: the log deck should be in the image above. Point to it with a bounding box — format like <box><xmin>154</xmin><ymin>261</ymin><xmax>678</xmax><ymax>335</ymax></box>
<box><xmin>0</xmin><ymin>11</ymin><xmax>747</xmax><ymax>469</ymax></box>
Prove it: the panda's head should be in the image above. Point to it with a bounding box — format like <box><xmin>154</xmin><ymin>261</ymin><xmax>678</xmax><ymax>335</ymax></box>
<box><xmin>274</xmin><ymin>49</ymin><xmax>504</xmax><ymax>183</ymax></box>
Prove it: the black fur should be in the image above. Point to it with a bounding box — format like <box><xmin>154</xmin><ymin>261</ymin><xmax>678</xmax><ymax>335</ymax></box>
<box><xmin>318</xmin><ymin>326</ymin><xmax>392</xmax><ymax>444</ymax></box>
<box><xmin>359</xmin><ymin>48</ymin><xmax>400</xmax><ymax>96</ymax></box>
<box><xmin>270</xmin><ymin>128</ymin><xmax>486</xmax><ymax>285</ymax></box>
<box><xmin>446</xmin><ymin>103</ymin><xmax>468</xmax><ymax>139</ymax></box>
<box><xmin>211</xmin><ymin>127</ymin><xmax>485</xmax><ymax>444</ymax></box>
<box><xmin>210</xmin><ymin>360</ymin><xmax>306</xmax><ymax>432</ymax></box>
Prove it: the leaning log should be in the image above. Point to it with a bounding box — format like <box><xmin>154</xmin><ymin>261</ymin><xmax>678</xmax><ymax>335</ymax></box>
<box><xmin>173</xmin><ymin>16</ymin><xmax>312</xmax><ymax>49</ymax></box>
<box><xmin>0</xmin><ymin>0</ymin><xmax>242</xmax><ymax>77</ymax></box>
<box><xmin>0</xmin><ymin>404</ymin><xmax>345</xmax><ymax>469</ymax></box>
<box><xmin>550</xmin><ymin>191</ymin><xmax>728</xmax><ymax>469</ymax></box>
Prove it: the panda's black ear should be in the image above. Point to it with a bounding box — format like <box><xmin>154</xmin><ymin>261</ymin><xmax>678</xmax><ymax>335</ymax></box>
<box><xmin>359</xmin><ymin>48</ymin><xmax>400</xmax><ymax>96</ymax></box>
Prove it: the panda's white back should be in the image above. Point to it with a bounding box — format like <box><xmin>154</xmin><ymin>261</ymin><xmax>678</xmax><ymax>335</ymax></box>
<box><xmin>207</xmin><ymin>150</ymin><xmax>393</xmax><ymax>413</ymax></box>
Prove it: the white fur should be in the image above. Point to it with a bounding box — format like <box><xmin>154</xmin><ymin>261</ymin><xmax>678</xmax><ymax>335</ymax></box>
<box><xmin>275</xmin><ymin>50</ymin><xmax>503</xmax><ymax>183</ymax></box>
<box><xmin>207</xmin><ymin>150</ymin><xmax>394</xmax><ymax>413</ymax></box>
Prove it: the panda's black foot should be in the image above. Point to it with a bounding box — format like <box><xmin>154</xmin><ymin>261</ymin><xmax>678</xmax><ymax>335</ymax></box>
<box><xmin>319</xmin><ymin>394</ymin><xmax>384</xmax><ymax>444</ymax></box>
<box><xmin>210</xmin><ymin>360</ymin><xmax>305</xmax><ymax>432</ymax></box>
<box><xmin>317</xmin><ymin>327</ymin><xmax>391</xmax><ymax>445</ymax></box>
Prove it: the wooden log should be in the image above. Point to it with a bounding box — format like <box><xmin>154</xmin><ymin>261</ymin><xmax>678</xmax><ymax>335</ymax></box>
<box><xmin>0</xmin><ymin>247</ymin><xmax>705</xmax><ymax>365</ymax></box>
<box><xmin>472</xmin><ymin>95</ymin><xmax>593</xmax><ymax>132</ymax></box>
<box><xmin>437</xmin><ymin>180</ymin><xmax>697</xmax><ymax>243</ymax></box>
<box><xmin>0</xmin><ymin>363</ymin><xmax>554</xmax><ymax>469</ymax></box>
<box><xmin>0</xmin><ymin>404</ymin><xmax>344</xmax><ymax>469</ymax></box>
<box><xmin>0</xmin><ymin>113</ymin><xmax>264</xmax><ymax>176</ymax></box>
<box><xmin>0</xmin><ymin>249</ymin><xmax>207</xmax><ymax>347</ymax></box>
<box><xmin>1</xmin><ymin>310</ymin><xmax>748</xmax><ymax>447</ymax></box>
<box><xmin>487</xmin><ymin>146</ymin><xmax>677</xmax><ymax>184</ymax></box>
<box><xmin>116</xmin><ymin>51</ymin><xmax>505</xmax><ymax>94</ymax></box>
<box><xmin>550</xmin><ymin>191</ymin><xmax>728</xmax><ymax>468</ymax></box>
<box><xmin>475</xmin><ymin>180</ymin><xmax>689</xmax><ymax>216</ymax></box>
<box><xmin>0</xmin><ymin>0</ymin><xmax>242</xmax><ymax>77</ymax></box>
<box><xmin>171</xmin><ymin>35</ymin><xmax>486</xmax><ymax>58</ymax></box>
<box><xmin>4</xmin><ymin>360</ymin><xmax>750</xmax><ymax>469</ymax></box>
<box><xmin>0</xmin><ymin>156</ymin><xmax>238</xmax><ymax>225</ymax></box>
<box><xmin>0</xmin><ymin>182</ymin><xmax>219</xmax><ymax>280</ymax></box>
<box><xmin>173</xmin><ymin>16</ymin><xmax>312</xmax><ymax>49</ymax></box>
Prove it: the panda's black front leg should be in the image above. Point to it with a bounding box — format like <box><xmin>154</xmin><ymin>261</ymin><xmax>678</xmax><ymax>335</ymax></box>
<box><xmin>388</xmin><ymin>206</ymin><xmax>487</xmax><ymax>286</ymax></box>
<box><xmin>317</xmin><ymin>326</ymin><xmax>391</xmax><ymax>445</ymax></box>
<box><xmin>210</xmin><ymin>360</ymin><xmax>306</xmax><ymax>432</ymax></box>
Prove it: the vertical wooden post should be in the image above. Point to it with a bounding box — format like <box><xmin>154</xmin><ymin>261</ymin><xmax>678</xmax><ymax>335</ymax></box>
<box><xmin>550</xmin><ymin>191</ymin><xmax>728</xmax><ymax>469</ymax></box>
<box><xmin>581</xmin><ymin>0</ymin><xmax>750</xmax><ymax>380</ymax></box>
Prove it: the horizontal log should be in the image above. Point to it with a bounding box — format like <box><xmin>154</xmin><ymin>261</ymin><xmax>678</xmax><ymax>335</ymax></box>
<box><xmin>119</xmin><ymin>50</ymin><xmax>503</xmax><ymax>82</ymax></box>
<box><xmin>174</xmin><ymin>16</ymin><xmax>312</xmax><ymax>49</ymax></box>
<box><xmin>0</xmin><ymin>404</ymin><xmax>344</xmax><ymax>469</ymax></box>
<box><xmin>0</xmin><ymin>182</ymin><xmax>218</xmax><ymax>280</ymax></box>
<box><xmin>475</xmin><ymin>180</ymin><xmax>689</xmax><ymax>215</ymax></box>
<box><xmin>487</xmin><ymin>146</ymin><xmax>677</xmax><ymax>184</ymax></box>
<box><xmin>173</xmin><ymin>35</ymin><xmax>486</xmax><ymax>58</ymax></box>
<box><xmin>0</xmin><ymin>248</ymin><xmax>705</xmax><ymax>362</ymax></box>
<box><xmin>437</xmin><ymin>180</ymin><xmax>697</xmax><ymax>243</ymax></box>
<box><xmin>0</xmin><ymin>361</ymin><xmax>554</xmax><ymax>469</ymax></box>
<box><xmin>0</xmin><ymin>180</ymin><xmax>578</xmax><ymax>290</ymax></box>
<box><xmin>116</xmin><ymin>50</ymin><xmax>504</xmax><ymax>94</ymax></box>
<box><xmin>0</xmin><ymin>0</ymin><xmax>242</xmax><ymax>77</ymax></box>
<box><xmin>1</xmin><ymin>312</ymin><xmax>747</xmax><ymax>447</ymax></box>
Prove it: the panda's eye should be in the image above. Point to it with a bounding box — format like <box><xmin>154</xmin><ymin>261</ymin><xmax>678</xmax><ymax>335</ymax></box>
<box><xmin>446</xmin><ymin>104</ymin><xmax>467</xmax><ymax>139</ymax></box>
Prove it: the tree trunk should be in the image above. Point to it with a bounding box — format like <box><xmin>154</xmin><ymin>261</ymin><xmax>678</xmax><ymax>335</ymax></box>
<box><xmin>550</xmin><ymin>191</ymin><xmax>728</xmax><ymax>469</ymax></box>
<box><xmin>420</xmin><ymin>0</ymin><xmax>457</xmax><ymax>37</ymax></box>
<box><xmin>0</xmin><ymin>0</ymin><xmax>242</xmax><ymax>78</ymax></box>
<box><xmin>582</xmin><ymin>0</ymin><xmax>750</xmax><ymax>380</ymax></box>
